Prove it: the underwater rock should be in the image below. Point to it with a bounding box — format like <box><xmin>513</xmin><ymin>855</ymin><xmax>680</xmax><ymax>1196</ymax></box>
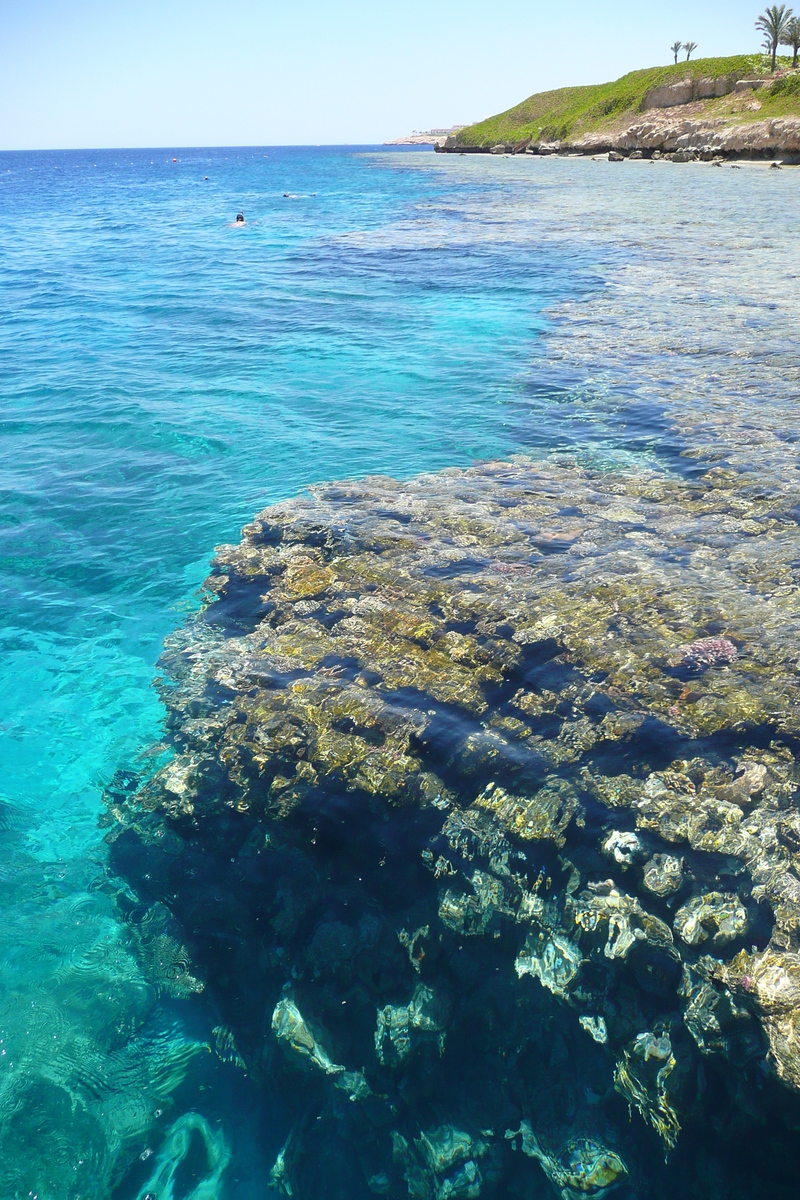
<box><xmin>271</xmin><ymin>995</ymin><xmax>371</xmax><ymax>1103</ymax></box>
<box><xmin>602</xmin><ymin>830</ymin><xmax>644</xmax><ymax>869</ymax></box>
<box><xmin>635</xmin><ymin>769</ymin><xmax>699</xmax><ymax>844</ymax></box>
<box><xmin>272</xmin><ymin>997</ymin><xmax>346</xmax><ymax>1076</ymax></box>
<box><xmin>571</xmin><ymin>883</ymin><xmax>675</xmax><ymax>963</ymax></box>
<box><xmin>749</xmin><ymin>949</ymin><xmax>800</xmax><ymax>1090</ymax></box>
<box><xmin>269</xmin><ymin>1135</ymin><xmax>295</xmax><ymax>1197</ymax></box>
<box><xmin>394</xmin><ymin>1126</ymin><xmax>492</xmax><ymax>1200</ymax></box>
<box><xmin>516</xmin><ymin>930</ymin><xmax>582</xmax><ymax>997</ymax></box>
<box><xmin>376</xmin><ymin>1001</ymin><xmax>415</xmax><ymax>1066</ymax></box>
<box><xmin>614</xmin><ymin>1031</ymin><xmax>682</xmax><ymax>1151</ymax></box>
<box><xmin>673</xmin><ymin>892</ymin><xmax>748</xmax><ymax>950</ymax></box>
<box><xmin>514</xmin><ymin>1123</ymin><xmax>628</xmax><ymax>1199</ymax></box>
<box><xmin>473</xmin><ymin>779</ymin><xmax>579</xmax><ymax>848</ymax></box>
<box><xmin>678</xmin><ymin>958</ymin><xmax>754</xmax><ymax>1059</ymax></box>
<box><xmin>642</xmin><ymin>853</ymin><xmax>684</xmax><ymax>898</ymax></box>
<box><xmin>735</xmin><ymin>760</ymin><xmax>767</xmax><ymax>801</ymax></box>
<box><xmin>439</xmin><ymin>869</ymin><xmax>513</xmax><ymax>936</ymax></box>
<box><xmin>375</xmin><ymin>984</ymin><xmax>449</xmax><ymax>1066</ymax></box>
<box><xmin>579</xmin><ymin>1015</ymin><xmax>608</xmax><ymax>1044</ymax></box>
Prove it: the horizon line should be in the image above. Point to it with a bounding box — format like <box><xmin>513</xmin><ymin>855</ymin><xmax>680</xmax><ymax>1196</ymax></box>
<box><xmin>0</xmin><ymin>142</ymin><xmax>438</xmax><ymax>155</ymax></box>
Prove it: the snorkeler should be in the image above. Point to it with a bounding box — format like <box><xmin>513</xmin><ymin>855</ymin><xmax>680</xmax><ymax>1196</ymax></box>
<box><xmin>235</xmin><ymin>211</ymin><xmax>244</xmax><ymax>223</ymax></box>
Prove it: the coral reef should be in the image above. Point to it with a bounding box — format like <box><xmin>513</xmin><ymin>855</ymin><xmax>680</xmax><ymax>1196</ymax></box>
<box><xmin>107</xmin><ymin>455</ymin><xmax>800</xmax><ymax>1197</ymax></box>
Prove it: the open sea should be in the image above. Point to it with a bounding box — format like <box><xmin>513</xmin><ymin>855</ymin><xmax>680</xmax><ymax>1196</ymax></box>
<box><xmin>0</xmin><ymin>145</ymin><xmax>799</xmax><ymax>1198</ymax></box>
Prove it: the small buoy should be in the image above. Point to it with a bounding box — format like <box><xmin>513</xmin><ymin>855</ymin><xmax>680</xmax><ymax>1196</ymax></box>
<box><xmin>173</xmin><ymin>157</ymin><xmax>177</xmax><ymax>163</ymax></box>
<box><xmin>204</xmin><ymin>176</ymin><xmax>208</xmax><ymax>180</ymax></box>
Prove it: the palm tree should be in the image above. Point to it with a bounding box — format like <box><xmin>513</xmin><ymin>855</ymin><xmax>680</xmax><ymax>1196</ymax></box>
<box><xmin>756</xmin><ymin>5</ymin><xmax>794</xmax><ymax>71</ymax></box>
<box><xmin>780</xmin><ymin>15</ymin><xmax>800</xmax><ymax>65</ymax></box>
<box><xmin>671</xmin><ymin>40</ymin><xmax>683</xmax><ymax>64</ymax></box>
<box><xmin>683</xmin><ymin>41</ymin><xmax>698</xmax><ymax>60</ymax></box>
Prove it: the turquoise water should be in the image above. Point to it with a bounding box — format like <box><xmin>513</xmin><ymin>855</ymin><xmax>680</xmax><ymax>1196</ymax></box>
<box><xmin>0</xmin><ymin>146</ymin><xmax>587</xmax><ymax>852</ymax></box>
<box><xmin>1</xmin><ymin>145</ymin><xmax>799</xmax><ymax>1197</ymax></box>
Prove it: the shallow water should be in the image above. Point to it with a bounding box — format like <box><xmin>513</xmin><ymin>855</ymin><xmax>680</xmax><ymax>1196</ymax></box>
<box><xmin>1</xmin><ymin>146</ymin><xmax>799</xmax><ymax>1197</ymax></box>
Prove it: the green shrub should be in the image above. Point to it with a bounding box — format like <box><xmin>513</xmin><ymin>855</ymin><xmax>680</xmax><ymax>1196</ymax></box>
<box><xmin>590</xmin><ymin>91</ymin><xmax>638</xmax><ymax>118</ymax></box>
<box><xmin>771</xmin><ymin>73</ymin><xmax>800</xmax><ymax>95</ymax></box>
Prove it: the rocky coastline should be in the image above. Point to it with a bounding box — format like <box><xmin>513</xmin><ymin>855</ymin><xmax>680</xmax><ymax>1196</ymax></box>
<box><xmin>436</xmin><ymin>112</ymin><xmax>800</xmax><ymax>161</ymax></box>
<box><xmin>107</xmin><ymin>453</ymin><xmax>800</xmax><ymax>1199</ymax></box>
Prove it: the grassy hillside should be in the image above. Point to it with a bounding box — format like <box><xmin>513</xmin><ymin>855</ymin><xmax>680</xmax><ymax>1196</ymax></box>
<box><xmin>454</xmin><ymin>55</ymin><xmax>799</xmax><ymax>147</ymax></box>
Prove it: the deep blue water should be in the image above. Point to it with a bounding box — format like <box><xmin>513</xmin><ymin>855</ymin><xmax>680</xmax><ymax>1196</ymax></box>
<box><xmin>1</xmin><ymin>144</ymin><xmax>798</xmax><ymax>1198</ymax></box>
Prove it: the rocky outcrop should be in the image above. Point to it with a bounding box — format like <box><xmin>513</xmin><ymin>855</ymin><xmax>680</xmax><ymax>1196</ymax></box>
<box><xmin>734</xmin><ymin>78</ymin><xmax>768</xmax><ymax>92</ymax></box>
<box><xmin>576</xmin><ymin>114</ymin><xmax>800</xmax><ymax>158</ymax></box>
<box><xmin>643</xmin><ymin>81</ymin><xmax>695</xmax><ymax>109</ymax></box>
<box><xmin>643</xmin><ymin>76</ymin><xmax>737</xmax><ymax>110</ymax></box>
<box><xmin>439</xmin><ymin>114</ymin><xmax>800</xmax><ymax>161</ymax></box>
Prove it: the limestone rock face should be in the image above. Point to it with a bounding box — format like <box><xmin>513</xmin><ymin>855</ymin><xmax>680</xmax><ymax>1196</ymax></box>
<box><xmin>734</xmin><ymin>78</ymin><xmax>768</xmax><ymax>92</ymax></box>
<box><xmin>643</xmin><ymin>80</ymin><xmax>696</xmax><ymax>110</ymax></box>
<box><xmin>575</xmin><ymin>115</ymin><xmax>800</xmax><ymax>157</ymax></box>
<box><xmin>695</xmin><ymin>75</ymin><xmax>735</xmax><ymax>99</ymax></box>
<box><xmin>643</xmin><ymin>76</ymin><xmax>735</xmax><ymax>110</ymax></box>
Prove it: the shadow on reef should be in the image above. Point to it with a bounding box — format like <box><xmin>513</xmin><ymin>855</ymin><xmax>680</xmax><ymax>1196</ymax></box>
<box><xmin>106</xmin><ymin>456</ymin><xmax>800</xmax><ymax>1199</ymax></box>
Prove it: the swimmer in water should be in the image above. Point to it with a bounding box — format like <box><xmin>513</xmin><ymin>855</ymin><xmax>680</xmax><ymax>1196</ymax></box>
<box><xmin>235</xmin><ymin>211</ymin><xmax>244</xmax><ymax>223</ymax></box>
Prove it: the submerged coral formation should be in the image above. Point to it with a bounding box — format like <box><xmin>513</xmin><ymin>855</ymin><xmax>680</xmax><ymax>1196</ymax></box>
<box><xmin>108</xmin><ymin>455</ymin><xmax>800</xmax><ymax>1198</ymax></box>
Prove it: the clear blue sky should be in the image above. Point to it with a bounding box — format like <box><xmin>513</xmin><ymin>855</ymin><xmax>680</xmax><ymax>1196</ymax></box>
<box><xmin>0</xmin><ymin>0</ymin><xmax>771</xmax><ymax>149</ymax></box>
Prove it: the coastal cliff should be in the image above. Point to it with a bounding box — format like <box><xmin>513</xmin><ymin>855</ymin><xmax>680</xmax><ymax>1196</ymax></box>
<box><xmin>437</xmin><ymin>56</ymin><xmax>800</xmax><ymax>160</ymax></box>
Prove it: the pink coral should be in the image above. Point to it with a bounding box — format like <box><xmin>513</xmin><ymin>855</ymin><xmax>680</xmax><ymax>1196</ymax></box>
<box><xmin>674</xmin><ymin>636</ymin><xmax>738</xmax><ymax>673</ymax></box>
